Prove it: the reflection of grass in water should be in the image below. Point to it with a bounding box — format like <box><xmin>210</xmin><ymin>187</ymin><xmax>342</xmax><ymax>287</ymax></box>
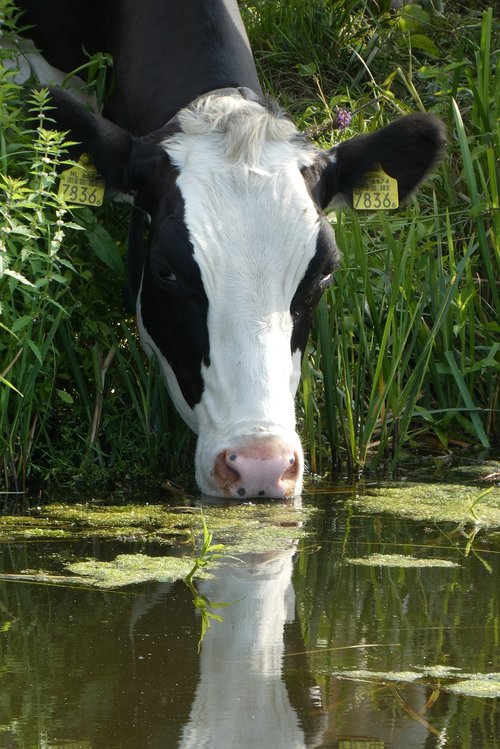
<box><xmin>295</xmin><ymin>485</ymin><xmax>500</xmax><ymax>743</ymax></box>
<box><xmin>0</xmin><ymin>607</ymin><xmax>15</xmax><ymax>634</ymax></box>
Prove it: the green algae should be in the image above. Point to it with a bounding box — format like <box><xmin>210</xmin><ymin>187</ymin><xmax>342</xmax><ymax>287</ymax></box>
<box><xmin>0</xmin><ymin>501</ymin><xmax>309</xmax><ymax>588</ymax></box>
<box><xmin>335</xmin><ymin>669</ymin><xmax>423</xmax><ymax>683</ymax></box>
<box><xmin>401</xmin><ymin>459</ymin><xmax>500</xmax><ymax>484</ymax></box>
<box><xmin>349</xmin><ymin>480</ymin><xmax>500</xmax><ymax>527</ymax></box>
<box><xmin>0</xmin><ymin>552</ymin><xmax>217</xmax><ymax>590</ymax></box>
<box><xmin>201</xmin><ymin>503</ymin><xmax>308</xmax><ymax>553</ymax></box>
<box><xmin>66</xmin><ymin>553</ymin><xmax>211</xmax><ymax>589</ymax></box>
<box><xmin>421</xmin><ymin>665</ymin><xmax>462</xmax><ymax>678</ymax></box>
<box><xmin>0</xmin><ymin>501</ymin><xmax>308</xmax><ymax>549</ymax></box>
<box><xmin>0</xmin><ymin>503</ymin><xmax>187</xmax><ymax>542</ymax></box>
<box><xmin>446</xmin><ymin>676</ymin><xmax>500</xmax><ymax>698</ymax></box>
<box><xmin>345</xmin><ymin>553</ymin><xmax>459</xmax><ymax>568</ymax></box>
<box><xmin>332</xmin><ymin>668</ymin><xmax>500</xmax><ymax>697</ymax></box>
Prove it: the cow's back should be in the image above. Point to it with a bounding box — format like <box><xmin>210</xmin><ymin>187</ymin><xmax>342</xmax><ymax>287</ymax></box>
<box><xmin>15</xmin><ymin>0</ymin><xmax>262</xmax><ymax>134</ymax></box>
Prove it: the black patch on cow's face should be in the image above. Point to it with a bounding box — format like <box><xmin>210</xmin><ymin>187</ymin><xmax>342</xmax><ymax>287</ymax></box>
<box><xmin>131</xmin><ymin>132</ymin><xmax>182</xmax><ymax>215</ymax></box>
<box><xmin>290</xmin><ymin>218</ymin><xmax>340</xmax><ymax>354</ymax></box>
<box><xmin>140</xmin><ymin>217</ymin><xmax>210</xmax><ymax>409</ymax></box>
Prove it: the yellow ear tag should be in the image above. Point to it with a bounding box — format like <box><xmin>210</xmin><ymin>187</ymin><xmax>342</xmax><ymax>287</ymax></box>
<box><xmin>353</xmin><ymin>166</ymin><xmax>399</xmax><ymax>210</ymax></box>
<box><xmin>58</xmin><ymin>154</ymin><xmax>105</xmax><ymax>206</ymax></box>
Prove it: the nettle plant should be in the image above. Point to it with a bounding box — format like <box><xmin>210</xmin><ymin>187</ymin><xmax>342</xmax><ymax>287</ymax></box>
<box><xmin>1</xmin><ymin>75</ymin><xmax>188</xmax><ymax>489</ymax></box>
<box><xmin>0</xmin><ymin>82</ymin><xmax>82</xmax><ymax>486</ymax></box>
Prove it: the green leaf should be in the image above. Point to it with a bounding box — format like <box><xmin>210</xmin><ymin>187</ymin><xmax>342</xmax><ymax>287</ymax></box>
<box><xmin>0</xmin><ymin>374</ymin><xmax>22</xmax><ymax>395</ymax></box>
<box><xmin>296</xmin><ymin>62</ymin><xmax>318</xmax><ymax>77</ymax></box>
<box><xmin>401</xmin><ymin>4</ymin><xmax>431</xmax><ymax>25</ymax></box>
<box><xmin>78</xmin><ymin>208</ymin><xmax>125</xmax><ymax>277</ymax></box>
<box><xmin>410</xmin><ymin>33</ymin><xmax>440</xmax><ymax>58</ymax></box>
<box><xmin>4</xmin><ymin>268</ymin><xmax>35</xmax><ymax>286</ymax></box>
<box><xmin>26</xmin><ymin>338</ymin><xmax>42</xmax><ymax>364</ymax></box>
<box><xmin>86</xmin><ymin>222</ymin><xmax>125</xmax><ymax>277</ymax></box>
<box><xmin>57</xmin><ymin>388</ymin><xmax>74</xmax><ymax>404</ymax></box>
<box><xmin>444</xmin><ymin>351</ymin><xmax>490</xmax><ymax>448</ymax></box>
<box><xmin>11</xmin><ymin>315</ymin><xmax>32</xmax><ymax>333</ymax></box>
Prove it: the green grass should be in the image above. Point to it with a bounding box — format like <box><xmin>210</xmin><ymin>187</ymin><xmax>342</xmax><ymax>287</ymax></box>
<box><xmin>0</xmin><ymin>0</ymin><xmax>498</xmax><ymax>493</ymax></box>
<box><xmin>247</xmin><ymin>1</ymin><xmax>499</xmax><ymax>474</ymax></box>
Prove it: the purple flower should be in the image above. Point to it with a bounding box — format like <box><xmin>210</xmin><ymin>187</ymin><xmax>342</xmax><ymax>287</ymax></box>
<box><xmin>334</xmin><ymin>108</ymin><xmax>352</xmax><ymax>131</ymax></box>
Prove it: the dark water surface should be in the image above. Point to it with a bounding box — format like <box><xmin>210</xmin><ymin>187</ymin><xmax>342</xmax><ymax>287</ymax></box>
<box><xmin>0</xmin><ymin>486</ymin><xmax>499</xmax><ymax>749</ymax></box>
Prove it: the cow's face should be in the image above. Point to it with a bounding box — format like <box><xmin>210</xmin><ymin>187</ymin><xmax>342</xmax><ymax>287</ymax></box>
<box><xmin>48</xmin><ymin>88</ymin><xmax>445</xmax><ymax>498</ymax></box>
<box><xmin>138</xmin><ymin>96</ymin><xmax>340</xmax><ymax>497</ymax></box>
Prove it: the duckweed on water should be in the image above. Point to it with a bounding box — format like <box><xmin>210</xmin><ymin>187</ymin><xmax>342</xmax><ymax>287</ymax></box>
<box><xmin>0</xmin><ymin>503</ymin><xmax>185</xmax><ymax>542</ymax></box>
<box><xmin>337</xmin><ymin>670</ymin><xmax>423</xmax><ymax>683</ymax></box>
<box><xmin>0</xmin><ymin>502</ymin><xmax>309</xmax><ymax>587</ymax></box>
<box><xmin>0</xmin><ymin>552</ymin><xmax>217</xmax><ymax>589</ymax></box>
<box><xmin>350</xmin><ymin>481</ymin><xmax>500</xmax><ymax>526</ymax></box>
<box><xmin>447</xmin><ymin>677</ymin><xmax>500</xmax><ymax>698</ymax></box>
<box><xmin>0</xmin><ymin>501</ymin><xmax>308</xmax><ymax>549</ymax></box>
<box><xmin>66</xmin><ymin>553</ymin><xmax>209</xmax><ymax>588</ymax></box>
<box><xmin>333</xmin><ymin>668</ymin><xmax>500</xmax><ymax>698</ymax></box>
<box><xmin>345</xmin><ymin>553</ymin><xmax>460</xmax><ymax>568</ymax></box>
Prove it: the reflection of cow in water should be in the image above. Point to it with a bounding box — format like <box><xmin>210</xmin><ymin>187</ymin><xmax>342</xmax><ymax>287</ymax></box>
<box><xmin>2</xmin><ymin>537</ymin><xmax>459</xmax><ymax>748</ymax></box>
<box><xmin>179</xmin><ymin>549</ymin><xmax>308</xmax><ymax>749</ymax></box>
<box><xmin>130</xmin><ymin>548</ymin><xmax>434</xmax><ymax>749</ymax></box>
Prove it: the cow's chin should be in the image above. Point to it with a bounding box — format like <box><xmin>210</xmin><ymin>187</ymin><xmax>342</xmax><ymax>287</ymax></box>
<box><xmin>195</xmin><ymin>431</ymin><xmax>304</xmax><ymax>500</ymax></box>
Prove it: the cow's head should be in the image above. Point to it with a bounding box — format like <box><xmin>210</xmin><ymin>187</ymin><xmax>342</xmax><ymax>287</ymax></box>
<box><xmin>49</xmin><ymin>90</ymin><xmax>445</xmax><ymax>498</ymax></box>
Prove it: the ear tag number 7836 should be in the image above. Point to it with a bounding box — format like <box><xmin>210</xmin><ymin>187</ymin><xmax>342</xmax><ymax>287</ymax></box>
<box><xmin>58</xmin><ymin>154</ymin><xmax>105</xmax><ymax>206</ymax></box>
<box><xmin>353</xmin><ymin>166</ymin><xmax>399</xmax><ymax>210</ymax></box>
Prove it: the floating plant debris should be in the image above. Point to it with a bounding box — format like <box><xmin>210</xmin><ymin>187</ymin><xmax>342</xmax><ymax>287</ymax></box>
<box><xmin>331</xmin><ymin>667</ymin><xmax>500</xmax><ymax>698</ymax></box>
<box><xmin>345</xmin><ymin>553</ymin><xmax>459</xmax><ymax>568</ymax></box>
<box><xmin>349</xmin><ymin>481</ymin><xmax>500</xmax><ymax>527</ymax></box>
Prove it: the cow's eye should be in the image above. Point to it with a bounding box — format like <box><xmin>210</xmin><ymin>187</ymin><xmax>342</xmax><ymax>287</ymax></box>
<box><xmin>156</xmin><ymin>267</ymin><xmax>178</xmax><ymax>285</ymax></box>
<box><xmin>319</xmin><ymin>271</ymin><xmax>334</xmax><ymax>290</ymax></box>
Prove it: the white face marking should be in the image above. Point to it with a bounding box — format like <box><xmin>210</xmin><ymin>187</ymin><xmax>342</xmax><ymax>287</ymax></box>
<box><xmin>160</xmin><ymin>96</ymin><xmax>321</xmax><ymax>494</ymax></box>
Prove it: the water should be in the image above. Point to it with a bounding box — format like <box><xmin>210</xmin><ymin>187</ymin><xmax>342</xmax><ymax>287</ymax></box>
<box><xmin>0</xmin><ymin>485</ymin><xmax>499</xmax><ymax>748</ymax></box>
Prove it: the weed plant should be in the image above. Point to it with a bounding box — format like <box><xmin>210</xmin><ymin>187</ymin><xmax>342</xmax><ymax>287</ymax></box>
<box><xmin>0</xmin><ymin>0</ymin><xmax>192</xmax><ymax>491</ymax></box>
<box><xmin>0</xmin><ymin>0</ymin><xmax>498</xmax><ymax>492</ymax></box>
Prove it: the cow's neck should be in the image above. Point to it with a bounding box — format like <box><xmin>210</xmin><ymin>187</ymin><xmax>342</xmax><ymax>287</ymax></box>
<box><xmin>105</xmin><ymin>0</ymin><xmax>263</xmax><ymax>134</ymax></box>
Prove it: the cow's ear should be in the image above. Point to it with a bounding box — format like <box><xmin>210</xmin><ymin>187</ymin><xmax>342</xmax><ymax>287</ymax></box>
<box><xmin>308</xmin><ymin>113</ymin><xmax>446</xmax><ymax>210</ymax></box>
<box><xmin>48</xmin><ymin>87</ymin><xmax>135</xmax><ymax>192</ymax></box>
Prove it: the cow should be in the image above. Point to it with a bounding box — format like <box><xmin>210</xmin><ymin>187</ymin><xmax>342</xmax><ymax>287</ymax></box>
<box><xmin>11</xmin><ymin>0</ymin><xmax>445</xmax><ymax>498</ymax></box>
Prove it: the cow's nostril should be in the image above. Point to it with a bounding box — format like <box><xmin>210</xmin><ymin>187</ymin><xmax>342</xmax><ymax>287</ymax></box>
<box><xmin>213</xmin><ymin>450</ymin><xmax>241</xmax><ymax>491</ymax></box>
<box><xmin>283</xmin><ymin>452</ymin><xmax>299</xmax><ymax>480</ymax></box>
